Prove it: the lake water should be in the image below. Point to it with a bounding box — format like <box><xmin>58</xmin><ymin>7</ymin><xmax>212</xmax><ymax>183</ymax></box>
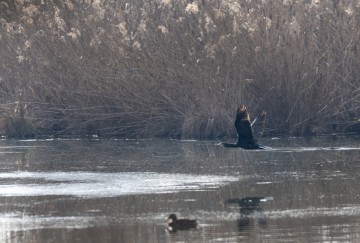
<box><xmin>1</xmin><ymin>137</ymin><xmax>360</xmax><ymax>242</ymax></box>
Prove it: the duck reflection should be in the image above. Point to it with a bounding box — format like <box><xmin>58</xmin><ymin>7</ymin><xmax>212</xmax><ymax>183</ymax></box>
<box><xmin>225</xmin><ymin>197</ymin><xmax>271</xmax><ymax>232</ymax></box>
<box><xmin>165</xmin><ymin>214</ymin><xmax>197</xmax><ymax>233</ymax></box>
<box><xmin>225</xmin><ymin>197</ymin><xmax>266</xmax><ymax>208</ymax></box>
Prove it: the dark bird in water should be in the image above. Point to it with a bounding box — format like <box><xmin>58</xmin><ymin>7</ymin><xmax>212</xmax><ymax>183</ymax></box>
<box><xmin>165</xmin><ymin>214</ymin><xmax>197</xmax><ymax>232</ymax></box>
<box><xmin>223</xmin><ymin>104</ymin><xmax>266</xmax><ymax>149</ymax></box>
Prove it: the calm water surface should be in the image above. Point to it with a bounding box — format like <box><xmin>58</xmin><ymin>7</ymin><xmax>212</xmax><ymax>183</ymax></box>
<box><xmin>1</xmin><ymin>137</ymin><xmax>360</xmax><ymax>242</ymax></box>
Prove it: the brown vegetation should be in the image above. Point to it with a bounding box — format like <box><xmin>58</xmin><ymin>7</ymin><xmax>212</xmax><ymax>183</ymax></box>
<box><xmin>1</xmin><ymin>0</ymin><xmax>360</xmax><ymax>138</ymax></box>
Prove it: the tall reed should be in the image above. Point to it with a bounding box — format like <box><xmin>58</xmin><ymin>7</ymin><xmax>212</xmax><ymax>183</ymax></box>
<box><xmin>0</xmin><ymin>0</ymin><xmax>359</xmax><ymax>138</ymax></box>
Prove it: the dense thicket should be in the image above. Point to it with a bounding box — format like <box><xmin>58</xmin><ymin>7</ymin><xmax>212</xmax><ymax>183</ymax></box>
<box><xmin>1</xmin><ymin>0</ymin><xmax>360</xmax><ymax>138</ymax></box>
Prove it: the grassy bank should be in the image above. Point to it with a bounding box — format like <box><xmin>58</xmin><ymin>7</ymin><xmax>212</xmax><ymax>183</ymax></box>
<box><xmin>1</xmin><ymin>0</ymin><xmax>360</xmax><ymax>139</ymax></box>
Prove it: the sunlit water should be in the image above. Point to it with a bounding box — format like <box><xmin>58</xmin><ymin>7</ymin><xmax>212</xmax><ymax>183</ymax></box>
<box><xmin>0</xmin><ymin>171</ymin><xmax>238</xmax><ymax>197</ymax></box>
<box><xmin>0</xmin><ymin>137</ymin><xmax>360</xmax><ymax>242</ymax></box>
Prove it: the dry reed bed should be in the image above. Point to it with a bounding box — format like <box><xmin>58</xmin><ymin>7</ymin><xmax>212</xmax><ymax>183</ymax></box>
<box><xmin>0</xmin><ymin>0</ymin><xmax>360</xmax><ymax>138</ymax></box>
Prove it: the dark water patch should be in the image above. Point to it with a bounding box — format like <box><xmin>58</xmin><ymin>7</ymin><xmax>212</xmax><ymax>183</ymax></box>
<box><xmin>269</xmin><ymin>146</ymin><xmax>360</xmax><ymax>152</ymax></box>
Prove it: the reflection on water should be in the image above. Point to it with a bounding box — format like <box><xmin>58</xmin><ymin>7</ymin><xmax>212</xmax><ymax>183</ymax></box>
<box><xmin>0</xmin><ymin>137</ymin><xmax>360</xmax><ymax>242</ymax></box>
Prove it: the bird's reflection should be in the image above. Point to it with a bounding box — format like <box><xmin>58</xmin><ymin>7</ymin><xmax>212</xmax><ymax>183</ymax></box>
<box><xmin>225</xmin><ymin>196</ymin><xmax>266</xmax><ymax>209</ymax></box>
<box><xmin>165</xmin><ymin>214</ymin><xmax>197</xmax><ymax>233</ymax></box>
<box><xmin>225</xmin><ymin>196</ymin><xmax>271</xmax><ymax>232</ymax></box>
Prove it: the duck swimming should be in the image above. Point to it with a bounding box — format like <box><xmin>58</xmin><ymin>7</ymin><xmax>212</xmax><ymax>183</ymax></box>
<box><xmin>222</xmin><ymin>104</ymin><xmax>266</xmax><ymax>149</ymax></box>
<box><xmin>166</xmin><ymin>214</ymin><xmax>197</xmax><ymax>232</ymax></box>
